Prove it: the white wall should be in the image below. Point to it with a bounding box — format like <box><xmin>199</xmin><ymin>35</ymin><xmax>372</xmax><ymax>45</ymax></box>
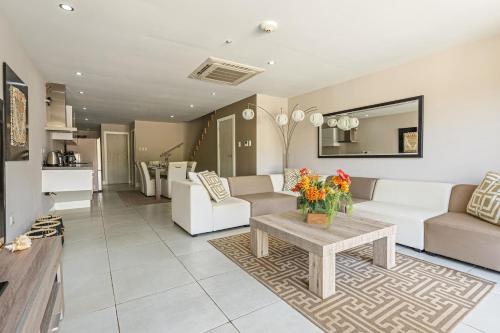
<box><xmin>256</xmin><ymin>94</ymin><xmax>287</xmax><ymax>174</ymax></box>
<box><xmin>289</xmin><ymin>35</ymin><xmax>500</xmax><ymax>184</ymax></box>
<box><xmin>0</xmin><ymin>13</ymin><xmax>50</xmax><ymax>242</ymax></box>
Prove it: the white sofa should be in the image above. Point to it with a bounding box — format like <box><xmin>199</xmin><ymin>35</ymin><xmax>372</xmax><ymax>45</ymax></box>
<box><xmin>172</xmin><ymin>178</ymin><xmax>251</xmax><ymax>235</ymax></box>
<box><xmin>352</xmin><ymin>179</ymin><xmax>453</xmax><ymax>250</ymax></box>
<box><xmin>172</xmin><ymin>174</ymin><xmax>301</xmax><ymax>235</ymax></box>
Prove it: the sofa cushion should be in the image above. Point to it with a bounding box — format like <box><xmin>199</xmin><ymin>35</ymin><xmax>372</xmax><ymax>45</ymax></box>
<box><xmin>197</xmin><ymin>171</ymin><xmax>229</xmax><ymax>202</ymax></box>
<box><xmin>227</xmin><ymin>175</ymin><xmax>274</xmax><ymax>196</ymax></box>
<box><xmin>425</xmin><ymin>212</ymin><xmax>500</xmax><ymax>271</ymax></box>
<box><xmin>350</xmin><ymin>177</ymin><xmax>378</xmax><ymax>201</ymax></box>
<box><xmin>467</xmin><ymin>171</ymin><xmax>500</xmax><ymax>225</ymax></box>
<box><xmin>283</xmin><ymin>168</ymin><xmax>300</xmax><ymax>191</ymax></box>
<box><xmin>278</xmin><ymin>190</ymin><xmax>300</xmax><ymax>197</ymax></box>
<box><xmin>236</xmin><ymin>192</ymin><xmax>298</xmax><ymax>217</ymax></box>
<box><xmin>449</xmin><ymin>184</ymin><xmax>477</xmax><ymax>213</ymax></box>
<box><xmin>372</xmin><ymin>179</ymin><xmax>453</xmax><ymax>211</ymax></box>
<box><xmin>212</xmin><ymin>197</ymin><xmax>251</xmax><ymax>231</ymax></box>
<box><xmin>353</xmin><ymin>201</ymin><xmax>444</xmax><ymax>249</ymax></box>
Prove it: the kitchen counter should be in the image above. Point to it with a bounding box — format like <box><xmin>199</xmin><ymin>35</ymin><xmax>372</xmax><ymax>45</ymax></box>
<box><xmin>42</xmin><ymin>165</ymin><xmax>92</xmax><ymax>170</ymax></box>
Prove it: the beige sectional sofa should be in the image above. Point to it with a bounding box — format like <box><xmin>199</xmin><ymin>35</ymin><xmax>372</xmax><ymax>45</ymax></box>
<box><xmin>425</xmin><ymin>184</ymin><xmax>500</xmax><ymax>271</ymax></box>
<box><xmin>227</xmin><ymin>175</ymin><xmax>297</xmax><ymax>217</ymax></box>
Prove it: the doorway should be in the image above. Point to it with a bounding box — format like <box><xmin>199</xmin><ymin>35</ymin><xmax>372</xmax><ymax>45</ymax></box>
<box><xmin>103</xmin><ymin>131</ymin><xmax>130</xmax><ymax>185</ymax></box>
<box><xmin>217</xmin><ymin>115</ymin><xmax>236</xmax><ymax>177</ymax></box>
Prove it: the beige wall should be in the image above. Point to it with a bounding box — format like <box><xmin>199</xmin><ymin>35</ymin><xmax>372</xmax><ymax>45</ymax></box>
<box><xmin>256</xmin><ymin>94</ymin><xmax>287</xmax><ymax>174</ymax></box>
<box><xmin>193</xmin><ymin>95</ymin><xmax>257</xmax><ymax>176</ymax></box>
<box><xmin>0</xmin><ymin>13</ymin><xmax>51</xmax><ymax>242</ymax></box>
<box><xmin>134</xmin><ymin>120</ymin><xmax>191</xmax><ymax>162</ymax></box>
<box><xmin>289</xmin><ymin>34</ymin><xmax>500</xmax><ymax>184</ymax></box>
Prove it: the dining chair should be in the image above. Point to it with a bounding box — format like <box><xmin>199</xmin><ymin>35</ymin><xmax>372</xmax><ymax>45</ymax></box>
<box><xmin>187</xmin><ymin>161</ymin><xmax>197</xmax><ymax>174</ymax></box>
<box><xmin>136</xmin><ymin>161</ymin><xmax>145</xmax><ymax>193</ymax></box>
<box><xmin>140</xmin><ymin>161</ymin><xmax>156</xmax><ymax>196</ymax></box>
<box><xmin>161</xmin><ymin>161</ymin><xmax>187</xmax><ymax>198</ymax></box>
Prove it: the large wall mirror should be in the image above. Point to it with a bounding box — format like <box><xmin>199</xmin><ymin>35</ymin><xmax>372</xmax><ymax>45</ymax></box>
<box><xmin>318</xmin><ymin>96</ymin><xmax>423</xmax><ymax>158</ymax></box>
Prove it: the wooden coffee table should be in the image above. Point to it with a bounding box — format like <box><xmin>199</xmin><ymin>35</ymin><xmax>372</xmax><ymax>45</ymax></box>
<box><xmin>250</xmin><ymin>211</ymin><xmax>396</xmax><ymax>299</ymax></box>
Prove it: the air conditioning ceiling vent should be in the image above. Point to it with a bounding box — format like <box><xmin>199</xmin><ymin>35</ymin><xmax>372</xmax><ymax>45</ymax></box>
<box><xmin>189</xmin><ymin>57</ymin><xmax>265</xmax><ymax>86</ymax></box>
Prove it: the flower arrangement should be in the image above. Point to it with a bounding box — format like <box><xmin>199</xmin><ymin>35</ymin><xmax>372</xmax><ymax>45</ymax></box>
<box><xmin>292</xmin><ymin>168</ymin><xmax>353</xmax><ymax>224</ymax></box>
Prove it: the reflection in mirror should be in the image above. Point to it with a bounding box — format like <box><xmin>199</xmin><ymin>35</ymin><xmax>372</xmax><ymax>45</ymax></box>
<box><xmin>319</xmin><ymin>96</ymin><xmax>423</xmax><ymax>158</ymax></box>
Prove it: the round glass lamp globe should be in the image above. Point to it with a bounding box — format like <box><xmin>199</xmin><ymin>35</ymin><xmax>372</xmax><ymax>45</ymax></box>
<box><xmin>337</xmin><ymin>116</ymin><xmax>351</xmax><ymax>131</ymax></box>
<box><xmin>349</xmin><ymin>117</ymin><xmax>359</xmax><ymax>128</ymax></box>
<box><xmin>291</xmin><ymin>109</ymin><xmax>305</xmax><ymax>122</ymax></box>
<box><xmin>242</xmin><ymin>108</ymin><xmax>255</xmax><ymax>120</ymax></box>
<box><xmin>309</xmin><ymin>113</ymin><xmax>324</xmax><ymax>127</ymax></box>
<box><xmin>327</xmin><ymin>118</ymin><xmax>337</xmax><ymax>128</ymax></box>
<box><xmin>275</xmin><ymin>114</ymin><xmax>289</xmax><ymax>126</ymax></box>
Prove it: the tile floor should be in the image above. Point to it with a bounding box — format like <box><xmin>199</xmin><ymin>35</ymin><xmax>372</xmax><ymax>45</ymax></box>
<box><xmin>58</xmin><ymin>185</ymin><xmax>499</xmax><ymax>333</ymax></box>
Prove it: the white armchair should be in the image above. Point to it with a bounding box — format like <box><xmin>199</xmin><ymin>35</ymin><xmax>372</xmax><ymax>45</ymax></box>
<box><xmin>171</xmin><ymin>179</ymin><xmax>251</xmax><ymax>235</ymax></box>
<box><xmin>140</xmin><ymin>161</ymin><xmax>156</xmax><ymax>196</ymax></box>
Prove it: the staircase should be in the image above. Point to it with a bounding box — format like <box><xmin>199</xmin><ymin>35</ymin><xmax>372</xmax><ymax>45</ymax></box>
<box><xmin>190</xmin><ymin>112</ymin><xmax>216</xmax><ymax>160</ymax></box>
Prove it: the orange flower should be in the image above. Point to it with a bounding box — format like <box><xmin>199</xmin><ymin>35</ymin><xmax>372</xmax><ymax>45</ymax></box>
<box><xmin>299</xmin><ymin>168</ymin><xmax>311</xmax><ymax>176</ymax></box>
<box><xmin>332</xmin><ymin>176</ymin><xmax>342</xmax><ymax>186</ymax></box>
<box><xmin>305</xmin><ymin>187</ymin><xmax>320</xmax><ymax>201</ymax></box>
<box><xmin>319</xmin><ymin>189</ymin><xmax>326</xmax><ymax>200</ymax></box>
<box><xmin>341</xmin><ymin>182</ymin><xmax>350</xmax><ymax>193</ymax></box>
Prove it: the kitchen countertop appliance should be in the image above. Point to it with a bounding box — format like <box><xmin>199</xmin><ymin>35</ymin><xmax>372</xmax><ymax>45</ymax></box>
<box><xmin>46</xmin><ymin>151</ymin><xmax>63</xmax><ymax>166</ymax></box>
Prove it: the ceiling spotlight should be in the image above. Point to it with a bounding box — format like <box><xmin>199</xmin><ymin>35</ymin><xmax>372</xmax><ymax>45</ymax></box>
<box><xmin>59</xmin><ymin>3</ymin><xmax>74</xmax><ymax>11</ymax></box>
<box><xmin>84</xmin><ymin>117</ymin><xmax>89</xmax><ymax>121</ymax></box>
<box><xmin>267</xmin><ymin>60</ymin><xmax>275</xmax><ymax>65</ymax></box>
<box><xmin>75</xmin><ymin>71</ymin><xmax>82</xmax><ymax>76</ymax></box>
<box><xmin>260</xmin><ymin>20</ymin><xmax>278</xmax><ymax>33</ymax></box>
<box><xmin>170</xmin><ymin>115</ymin><xmax>174</xmax><ymax>118</ymax></box>
<box><xmin>189</xmin><ymin>104</ymin><xmax>194</xmax><ymax>108</ymax></box>
<box><xmin>79</xmin><ymin>91</ymin><xmax>84</xmax><ymax>95</ymax></box>
<box><xmin>211</xmin><ymin>92</ymin><xmax>216</xmax><ymax>96</ymax></box>
<box><xmin>225</xmin><ymin>39</ymin><xmax>232</xmax><ymax>44</ymax></box>
<box><xmin>82</xmin><ymin>107</ymin><xmax>87</xmax><ymax>110</ymax></box>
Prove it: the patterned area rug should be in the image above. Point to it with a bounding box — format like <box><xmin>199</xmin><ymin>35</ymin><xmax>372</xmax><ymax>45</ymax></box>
<box><xmin>209</xmin><ymin>233</ymin><xmax>494</xmax><ymax>333</ymax></box>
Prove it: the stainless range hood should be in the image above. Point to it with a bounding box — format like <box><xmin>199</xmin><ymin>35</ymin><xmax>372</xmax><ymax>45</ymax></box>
<box><xmin>46</xmin><ymin>83</ymin><xmax>77</xmax><ymax>140</ymax></box>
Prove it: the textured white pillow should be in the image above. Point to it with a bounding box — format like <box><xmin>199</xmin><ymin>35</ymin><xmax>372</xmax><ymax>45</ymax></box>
<box><xmin>188</xmin><ymin>171</ymin><xmax>207</xmax><ymax>184</ymax></box>
<box><xmin>197</xmin><ymin>171</ymin><xmax>230</xmax><ymax>202</ymax></box>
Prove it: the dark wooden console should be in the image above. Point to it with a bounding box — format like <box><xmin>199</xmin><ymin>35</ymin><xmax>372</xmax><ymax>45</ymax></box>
<box><xmin>0</xmin><ymin>237</ymin><xmax>63</xmax><ymax>333</ymax></box>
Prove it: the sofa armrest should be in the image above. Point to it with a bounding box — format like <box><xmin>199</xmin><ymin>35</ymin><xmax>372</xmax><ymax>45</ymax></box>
<box><xmin>171</xmin><ymin>180</ymin><xmax>214</xmax><ymax>235</ymax></box>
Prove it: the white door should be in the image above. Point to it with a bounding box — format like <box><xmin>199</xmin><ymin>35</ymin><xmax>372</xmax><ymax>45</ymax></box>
<box><xmin>104</xmin><ymin>132</ymin><xmax>130</xmax><ymax>184</ymax></box>
<box><xmin>217</xmin><ymin>115</ymin><xmax>236</xmax><ymax>177</ymax></box>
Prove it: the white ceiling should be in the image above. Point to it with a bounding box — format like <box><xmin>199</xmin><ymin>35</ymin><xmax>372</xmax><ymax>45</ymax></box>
<box><xmin>2</xmin><ymin>0</ymin><xmax>500</xmax><ymax>128</ymax></box>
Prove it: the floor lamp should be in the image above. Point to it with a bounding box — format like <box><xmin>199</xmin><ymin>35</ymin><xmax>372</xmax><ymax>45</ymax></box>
<box><xmin>241</xmin><ymin>103</ymin><xmax>322</xmax><ymax>169</ymax></box>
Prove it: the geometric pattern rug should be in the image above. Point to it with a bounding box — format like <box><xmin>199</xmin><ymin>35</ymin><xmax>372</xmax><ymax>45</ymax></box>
<box><xmin>209</xmin><ymin>233</ymin><xmax>494</xmax><ymax>333</ymax></box>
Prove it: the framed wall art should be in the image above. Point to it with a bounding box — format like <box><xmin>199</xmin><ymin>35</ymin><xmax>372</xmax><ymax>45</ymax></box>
<box><xmin>3</xmin><ymin>63</ymin><xmax>29</xmax><ymax>161</ymax></box>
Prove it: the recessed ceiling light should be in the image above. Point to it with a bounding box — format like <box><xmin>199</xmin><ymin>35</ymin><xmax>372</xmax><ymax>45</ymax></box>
<box><xmin>79</xmin><ymin>91</ymin><xmax>84</xmax><ymax>95</ymax></box>
<box><xmin>267</xmin><ymin>60</ymin><xmax>275</xmax><ymax>65</ymax></box>
<box><xmin>59</xmin><ymin>4</ymin><xmax>74</xmax><ymax>11</ymax></box>
<box><xmin>82</xmin><ymin>107</ymin><xmax>87</xmax><ymax>110</ymax></box>
<box><xmin>170</xmin><ymin>115</ymin><xmax>174</xmax><ymax>118</ymax></box>
<box><xmin>225</xmin><ymin>39</ymin><xmax>232</xmax><ymax>44</ymax></box>
<box><xmin>211</xmin><ymin>92</ymin><xmax>216</xmax><ymax>96</ymax></box>
<box><xmin>84</xmin><ymin>117</ymin><xmax>88</xmax><ymax>121</ymax></box>
<box><xmin>75</xmin><ymin>71</ymin><xmax>82</xmax><ymax>76</ymax></box>
<box><xmin>189</xmin><ymin>104</ymin><xmax>194</xmax><ymax>108</ymax></box>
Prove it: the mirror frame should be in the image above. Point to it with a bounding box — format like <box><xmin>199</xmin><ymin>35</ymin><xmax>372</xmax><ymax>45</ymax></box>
<box><xmin>317</xmin><ymin>95</ymin><xmax>424</xmax><ymax>158</ymax></box>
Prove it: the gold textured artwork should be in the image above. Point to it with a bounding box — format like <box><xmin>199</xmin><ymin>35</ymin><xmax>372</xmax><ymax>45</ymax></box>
<box><xmin>9</xmin><ymin>85</ymin><xmax>27</xmax><ymax>147</ymax></box>
<box><xmin>403</xmin><ymin>131</ymin><xmax>418</xmax><ymax>153</ymax></box>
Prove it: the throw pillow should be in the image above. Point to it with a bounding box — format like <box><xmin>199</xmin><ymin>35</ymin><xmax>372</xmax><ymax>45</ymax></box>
<box><xmin>197</xmin><ymin>171</ymin><xmax>230</xmax><ymax>202</ymax></box>
<box><xmin>467</xmin><ymin>171</ymin><xmax>500</xmax><ymax>225</ymax></box>
<box><xmin>283</xmin><ymin>168</ymin><xmax>301</xmax><ymax>191</ymax></box>
<box><xmin>188</xmin><ymin>171</ymin><xmax>207</xmax><ymax>184</ymax></box>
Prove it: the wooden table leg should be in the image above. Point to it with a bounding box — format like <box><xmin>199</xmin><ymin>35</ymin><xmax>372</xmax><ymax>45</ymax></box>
<box><xmin>155</xmin><ymin>168</ymin><xmax>161</xmax><ymax>200</ymax></box>
<box><xmin>251</xmin><ymin>227</ymin><xmax>268</xmax><ymax>258</ymax></box>
<box><xmin>373</xmin><ymin>234</ymin><xmax>396</xmax><ymax>269</ymax></box>
<box><xmin>309</xmin><ymin>252</ymin><xmax>336</xmax><ymax>299</ymax></box>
